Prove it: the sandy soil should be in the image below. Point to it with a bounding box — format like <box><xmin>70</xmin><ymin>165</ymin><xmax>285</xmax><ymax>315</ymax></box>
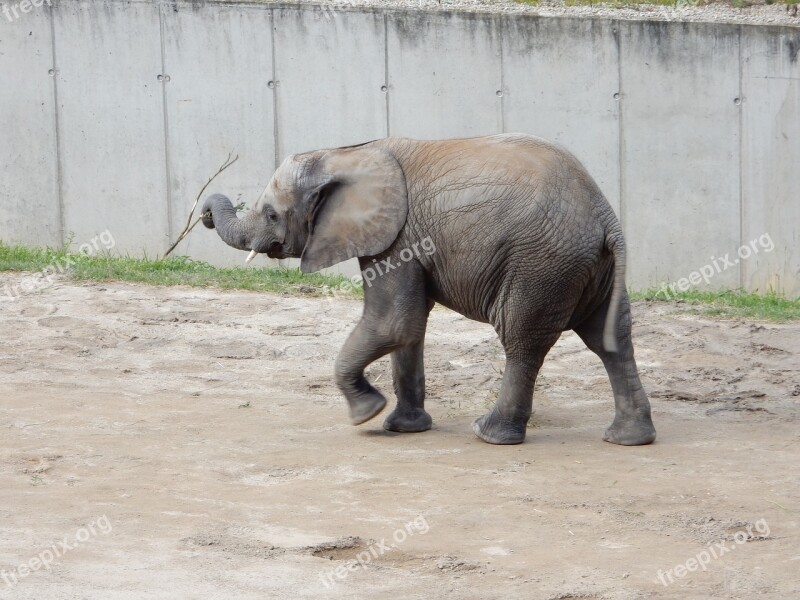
<box><xmin>0</xmin><ymin>273</ymin><xmax>798</xmax><ymax>599</ymax></box>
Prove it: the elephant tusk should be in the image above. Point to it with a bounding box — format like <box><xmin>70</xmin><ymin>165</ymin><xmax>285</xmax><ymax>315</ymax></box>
<box><xmin>245</xmin><ymin>250</ymin><xmax>258</xmax><ymax>264</ymax></box>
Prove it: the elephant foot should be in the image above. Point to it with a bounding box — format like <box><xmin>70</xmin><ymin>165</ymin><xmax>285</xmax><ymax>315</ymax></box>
<box><xmin>472</xmin><ymin>410</ymin><xmax>527</xmax><ymax>445</ymax></box>
<box><xmin>383</xmin><ymin>407</ymin><xmax>432</xmax><ymax>433</ymax></box>
<box><xmin>603</xmin><ymin>414</ymin><xmax>656</xmax><ymax>446</ymax></box>
<box><xmin>348</xmin><ymin>392</ymin><xmax>387</xmax><ymax>426</ymax></box>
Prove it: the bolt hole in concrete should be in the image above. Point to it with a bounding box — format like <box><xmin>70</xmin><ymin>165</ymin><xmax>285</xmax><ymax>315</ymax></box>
<box><xmin>496</xmin><ymin>90</ymin><xmax>503</xmax><ymax>96</ymax></box>
<box><xmin>268</xmin><ymin>81</ymin><xmax>275</xmax><ymax>89</ymax></box>
<box><xmin>734</xmin><ymin>97</ymin><xmax>742</xmax><ymax>105</ymax></box>
<box><xmin>381</xmin><ymin>85</ymin><xmax>388</xmax><ymax>92</ymax></box>
<box><xmin>613</xmin><ymin>92</ymin><xmax>620</xmax><ymax>100</ymax></box>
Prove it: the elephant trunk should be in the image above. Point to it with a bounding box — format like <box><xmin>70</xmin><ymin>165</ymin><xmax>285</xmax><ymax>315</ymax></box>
<box><xmin>201</xmin><ymin>194</ymin><xmax>254</xmax><ymax>252</ymax></box>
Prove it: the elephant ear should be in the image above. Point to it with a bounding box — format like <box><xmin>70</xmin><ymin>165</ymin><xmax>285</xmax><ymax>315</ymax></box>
<box><xmin>300</xmin><ymin>148</ymin><xmax>408</xmax><ymax>273</ymax></box>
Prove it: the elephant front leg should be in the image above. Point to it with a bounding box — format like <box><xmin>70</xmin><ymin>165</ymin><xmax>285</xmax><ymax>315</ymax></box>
<box><xmin>335</xmin><ymin>259</ymin><xmax>430</xmax><ymax>426</ymax></box>
<box><xmin>335</xmin><ymin>322</ymin><xmax>393</xmax><ymax>425</ymax></box>
<box><xmin>384</xmin><ymin>341</ymin><xmax>433</xmax><ymax>433</ymax></box>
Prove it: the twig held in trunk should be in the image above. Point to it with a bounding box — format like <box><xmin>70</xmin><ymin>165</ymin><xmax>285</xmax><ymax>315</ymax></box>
<box><xmin>162</xmin><ymin>153</ymin><xmax>239</xmax><ymax>259</ymax></box>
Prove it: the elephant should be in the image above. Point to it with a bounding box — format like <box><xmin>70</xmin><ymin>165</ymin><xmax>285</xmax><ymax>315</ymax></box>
<box><xmin>201</xmin><ymin>133</ymin><xmax>656</xmax><ymax>446</ymax></box>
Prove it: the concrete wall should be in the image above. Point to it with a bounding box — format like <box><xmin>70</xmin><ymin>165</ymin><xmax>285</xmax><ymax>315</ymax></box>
<box><xmin>1</xmin><ymin>1</ymin><xmax>798</xmax><ymax>296</ymax></box>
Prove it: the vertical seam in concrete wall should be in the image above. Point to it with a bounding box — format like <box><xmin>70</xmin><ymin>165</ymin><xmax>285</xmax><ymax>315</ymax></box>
<box><xmin>737</xmin><ymin>25</ymin><xmax>745</xmax><ymax>289</ymax></box>
<box><xmin>384</xmin><ymin>12</ymin><xmax>390</xmax><ymax>137</ymax></box>
<box><xmin>50</xmin><ymin>1</ymin><xmax>65</xmax><ymax>247</ymax></box>
<box><xmin>158</xmin><ymin>4</ymin><xmax>174</xmax><ymax>248</ymax></box>
<box><xmin>498</xmin><ymin>15</ymin><xmax>505</xmax><ymax>133</ymax></box>
<box><xmin>271</xmin><ymin>8</ymin><xmax>280</xmax><ymax>167</ymax></box>
<box><xmin>615</xmin><ymin>20</ymin><xmax>625</xmax><ymax>228</ymax></box>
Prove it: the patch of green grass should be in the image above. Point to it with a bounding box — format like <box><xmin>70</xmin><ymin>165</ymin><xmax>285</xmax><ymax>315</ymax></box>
<box><xmin>631</xmin><ymin>288</ymin><xmax>800</xmax><ymax>321</ymax></box>
<box><xmin>0</xmin><ymin>242</ymin><xmax>361</xmax><ymax>298</ymax></box>
<box><xmin>4</xmin><ymin>242</ymin><xmax>797</xmax><ymax>320</ymax></box>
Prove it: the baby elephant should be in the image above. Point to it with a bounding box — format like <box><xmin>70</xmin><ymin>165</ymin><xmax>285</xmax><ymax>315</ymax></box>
<box><xmin>202</xmin><ymin>134</ymin><xmax>656</xmax><ymax>446</ymax></box>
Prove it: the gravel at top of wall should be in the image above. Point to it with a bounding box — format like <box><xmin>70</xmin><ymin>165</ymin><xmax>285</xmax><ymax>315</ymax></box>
<box><xmin>200</xmin><ymin>0</ymin><xmax>800</xmax><ymax>27</ymax></box>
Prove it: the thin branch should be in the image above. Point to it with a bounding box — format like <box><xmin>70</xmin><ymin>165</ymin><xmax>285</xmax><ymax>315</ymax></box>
<box><xmin>162</xmin><ymin>153</ymin><xmax>239</xmax><ymax>259</ymax></box>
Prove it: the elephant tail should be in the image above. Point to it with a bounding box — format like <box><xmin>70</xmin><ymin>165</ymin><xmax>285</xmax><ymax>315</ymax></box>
<box><xmin>602</xmin><ymin>223</ymin><xmax>626</xmax><ymax>353</ymax></box>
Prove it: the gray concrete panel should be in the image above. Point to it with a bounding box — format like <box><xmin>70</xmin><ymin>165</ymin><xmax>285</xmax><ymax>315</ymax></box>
<box><xmin>741</xmin><ymin>26</ymin><xmax>800</xmax><ymax>298</ymax></box>
<box><xmin>387</xmin><ymin>11</ymin><xmax>502</xmax><ymax>139</ymax></box>
<box><xmin>502</xmin><ymin>17</ymin><xmax>621</xmax><ymax>215</ymax></box>
<box><xmin>53</xmin><ymin>0</ymin><xmax>168</xmax><ymax>254</ymax></box>
<box><xmin>620</xmin><ymin>21</ymin><xmax>741</xmax><ymax>291</ymax></box>
<box><xmin>273</xmin><ymin>7</ymin><xmax>387</xmax><ymax>158</ymax></box>
<box><xmin>0</xmin><ymin>9</ymin><xmax>60</xmax><ymax>247</ymax></box>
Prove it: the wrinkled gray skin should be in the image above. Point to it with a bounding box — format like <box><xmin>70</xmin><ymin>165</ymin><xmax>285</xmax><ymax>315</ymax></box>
<box><xmin>202</xmin><ymin>134</ymin><xmax>656</xmax><ymax>445</ymax></box>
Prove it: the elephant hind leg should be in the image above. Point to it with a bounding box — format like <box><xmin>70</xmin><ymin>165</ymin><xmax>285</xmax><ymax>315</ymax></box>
<box><xmin>473</xmin><ymin>330</ymin><xmax>561</xmax><ymax>445</ymax></box>
<box><xmin>573</xmin><ymin>289</ymin><xmax>656</xmax><ymax>446</ymax></box>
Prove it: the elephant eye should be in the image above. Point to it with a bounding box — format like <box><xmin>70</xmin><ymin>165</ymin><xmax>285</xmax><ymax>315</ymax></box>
<box><xmin>265</xmin><ymin>207</ymin><xmax>278</xmax><ymax>222</ymax></box>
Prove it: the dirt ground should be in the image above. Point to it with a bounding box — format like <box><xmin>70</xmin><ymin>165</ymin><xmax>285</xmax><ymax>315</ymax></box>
<box><xmin>0</xmin><ymin>273</ymin><xmax>798</xmax><ymax>599</ymax></box>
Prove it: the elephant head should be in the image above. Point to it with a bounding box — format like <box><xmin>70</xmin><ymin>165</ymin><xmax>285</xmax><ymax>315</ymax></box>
<box><xmin>202</xmin><ymin>146</ymin><xmax>409</xmax><ymax>273</ymax></box>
